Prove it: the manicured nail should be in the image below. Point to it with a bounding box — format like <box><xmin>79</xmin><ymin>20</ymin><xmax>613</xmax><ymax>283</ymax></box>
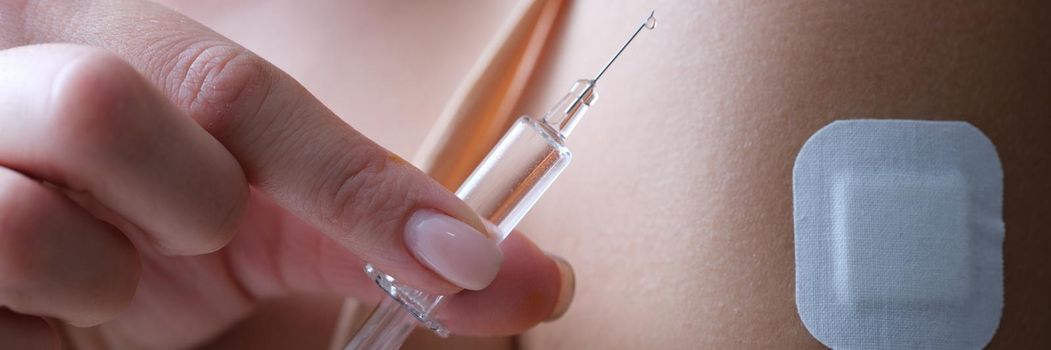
<box><xmin>545</xmin><ymin>253</ymin><xmax>575</xmax><ymax>322</ymax></box>
<box><xmin>404</xmin><ymin>209</ymin><xmax>503</xmax><ymax>290</ymax></box>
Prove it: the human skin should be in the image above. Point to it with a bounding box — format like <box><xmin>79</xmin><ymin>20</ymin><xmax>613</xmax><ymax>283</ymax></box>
<box><xmin>12</xmin><ymin>0</ymin><xmax>1049</xmax><ymax>349</ymax></box>
<box><xmin>0</xmin><ymin>0</ymin><xmax>570</xmax><ymax>349</ymax></box>
<box><xmin>514</xmin><ymin>1</ymin><xmax>1051</xmax><ymax>348</ymax></box>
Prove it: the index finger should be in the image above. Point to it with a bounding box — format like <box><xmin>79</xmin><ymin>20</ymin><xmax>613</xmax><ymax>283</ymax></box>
<box><xmin>4</xmin><ymin>0</ymin><xmax>480</xmax><ymax>295</ymax></box>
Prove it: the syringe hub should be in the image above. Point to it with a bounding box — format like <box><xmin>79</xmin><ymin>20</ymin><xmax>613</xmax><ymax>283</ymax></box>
<box><xmin>542</xmin><ymin>79</ymin><xmax>597</xmax><ymax>138</ymax></box>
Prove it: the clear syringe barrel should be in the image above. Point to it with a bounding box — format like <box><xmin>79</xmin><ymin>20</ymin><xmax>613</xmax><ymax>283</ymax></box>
<box><xmin>457</xmin><ymin>116</ymin><xmax>571</xmax><ymax>242</ymax></box>
<box><xmin>345</xmin><ymin>80</ymin><xmax>596</xmax><ymax>350</ymax></box>
<box><xmin>460</xmin><ymin>79</ymin><xmax>596</xmax><ymax>240</ymax></box>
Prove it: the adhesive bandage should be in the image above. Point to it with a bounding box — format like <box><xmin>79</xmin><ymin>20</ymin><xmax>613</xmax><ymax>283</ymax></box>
<box><xmin>793</xmin><ymin>120</ymin><xmax>1004</xmax><ymax>349</ymax></box>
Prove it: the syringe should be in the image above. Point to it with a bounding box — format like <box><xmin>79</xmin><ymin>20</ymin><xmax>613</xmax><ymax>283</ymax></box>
<box><xmin>345</xmin><ymin>11</ymin><xmax>656</xmax><ymax>350</ymax></box>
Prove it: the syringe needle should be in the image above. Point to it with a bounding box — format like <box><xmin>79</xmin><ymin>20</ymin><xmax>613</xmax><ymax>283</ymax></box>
<box><xmin>346</xmin><ymin>11</ymin><xmax>658</xmax><ymax>350</ymax></box>
<box><xmin>593</xmin><ymin>10</ymin><xmax>657</xmax><ymax>83</ymax></box>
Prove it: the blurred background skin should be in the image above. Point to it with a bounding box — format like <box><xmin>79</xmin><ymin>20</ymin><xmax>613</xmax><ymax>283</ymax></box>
<box><xmin>158</xmin><ymin>1</ymin><xmax>1050</xmax><ymax>349</ymax></box>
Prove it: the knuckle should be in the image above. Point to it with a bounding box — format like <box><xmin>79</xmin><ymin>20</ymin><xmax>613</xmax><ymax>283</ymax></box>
<box><xmin>182</xmin><ymin>217</ymin><xmax>239</xmax><ymax>255</ymax></box>
<box><xmin>165</xmin><ymin>177</ymin><xmax>248</xmax><ymax>256</ymax></box>
<box><xmin>153</xmin><ymin>193</ymin><xmax>245</xmax><ymax>256</ymax></box>
<box><xmin>321</xmin><ymin>149</ymin><xmax>407</xmax><ymax>242</ymax></box>
<box><xmin>82</xmin><ymin>237</ymin><xmax>139</xmax><ymax>326</ymax></box>
<box><xmin>46</xmin><ymin>49</ymin><xmax>145</xmax><ymax>155</ymax></box>
<box><xmin>166</xmin><ymin>41</ymin><xmax>272</xmax><ymax>138</ymax></box>
<box><xmin>0</xmin><ymin>171</ymin><xmax>47</xmax><ymax>287</ymax></box>
<box><xmin>181</xmin><ymin>176</ymin><xmax>248</xmax><ymax>256</ymax></box>
<box><xmin>0</xmin><ymin>170</ymin><xmax>139</xmax><ymax>323</ymax></box>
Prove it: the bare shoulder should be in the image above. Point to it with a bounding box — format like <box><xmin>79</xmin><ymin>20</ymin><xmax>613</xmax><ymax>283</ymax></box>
<box><xmin>516</xmin><ymin>1</ymin><xmax>1051</xmax><ymax>349</ymax></box>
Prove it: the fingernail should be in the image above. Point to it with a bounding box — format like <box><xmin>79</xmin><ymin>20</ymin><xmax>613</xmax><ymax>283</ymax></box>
<box><xmin>545</xmin><ymin>253</ymin><xmax>575</xmax><ymax>322</ymax></box>
<box><xmin>405</xmin><ymin>209</ymin><xmax>503</xmax><ymax>290</ymax></box>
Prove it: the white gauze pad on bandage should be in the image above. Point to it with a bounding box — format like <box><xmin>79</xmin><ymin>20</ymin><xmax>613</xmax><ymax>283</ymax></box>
<box><xmin>793</xmin><ymin>120</ymin><xmax>1004</xmax><ymax>349</ymax></box>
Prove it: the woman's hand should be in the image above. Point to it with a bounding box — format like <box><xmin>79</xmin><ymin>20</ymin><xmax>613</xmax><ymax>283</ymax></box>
<box><xmin>0</xmin><ymin>0</ymin><xmax>572</xmax><ymax>348</ymax></box>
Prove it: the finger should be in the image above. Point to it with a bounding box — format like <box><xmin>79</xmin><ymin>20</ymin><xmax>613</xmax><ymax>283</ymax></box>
<box><xmin>12</xmin><ymin>0</ymin><xmax>501</xmax><ymax>294</ymax></box>
<box><xmin>0</xmin><ymin>309</ymin><xmax>60</xmax><ymax>350</ymax></box>
<box><xmin>0</xmin><ymin>167</ymin><xmax>139</xmax><ymax>327</ymax></box>
<box><xmin>224</xmin><ymin>197</ymin><xmax>571</xmax><ymax>335</ymax></box>
<box><xmin>440</xmin><ymin>232</ymin><xmax>574</xmax><ymax>336</ymax></box>
<box><xmin>0</xmin><ymin>43</ymin><xmax>249</xmax><ymax>255</ymax></box>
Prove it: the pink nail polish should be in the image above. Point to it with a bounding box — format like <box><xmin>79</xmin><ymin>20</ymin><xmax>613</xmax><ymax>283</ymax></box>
<box><xmin>404</xmin><ymin>210</ymin><xmax>503</xmax><ymax>290</ymax></box>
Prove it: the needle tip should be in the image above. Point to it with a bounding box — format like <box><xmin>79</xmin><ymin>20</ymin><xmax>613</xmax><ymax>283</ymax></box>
<box><xmin>592</xmin><ymin>10</ymin><xmax>657</xmax><ymax>82</ymax></box>
<box><xmin>645</xmin><ymin>11</ymin><xmax>657</xmax><ymax>30</ymax></box>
